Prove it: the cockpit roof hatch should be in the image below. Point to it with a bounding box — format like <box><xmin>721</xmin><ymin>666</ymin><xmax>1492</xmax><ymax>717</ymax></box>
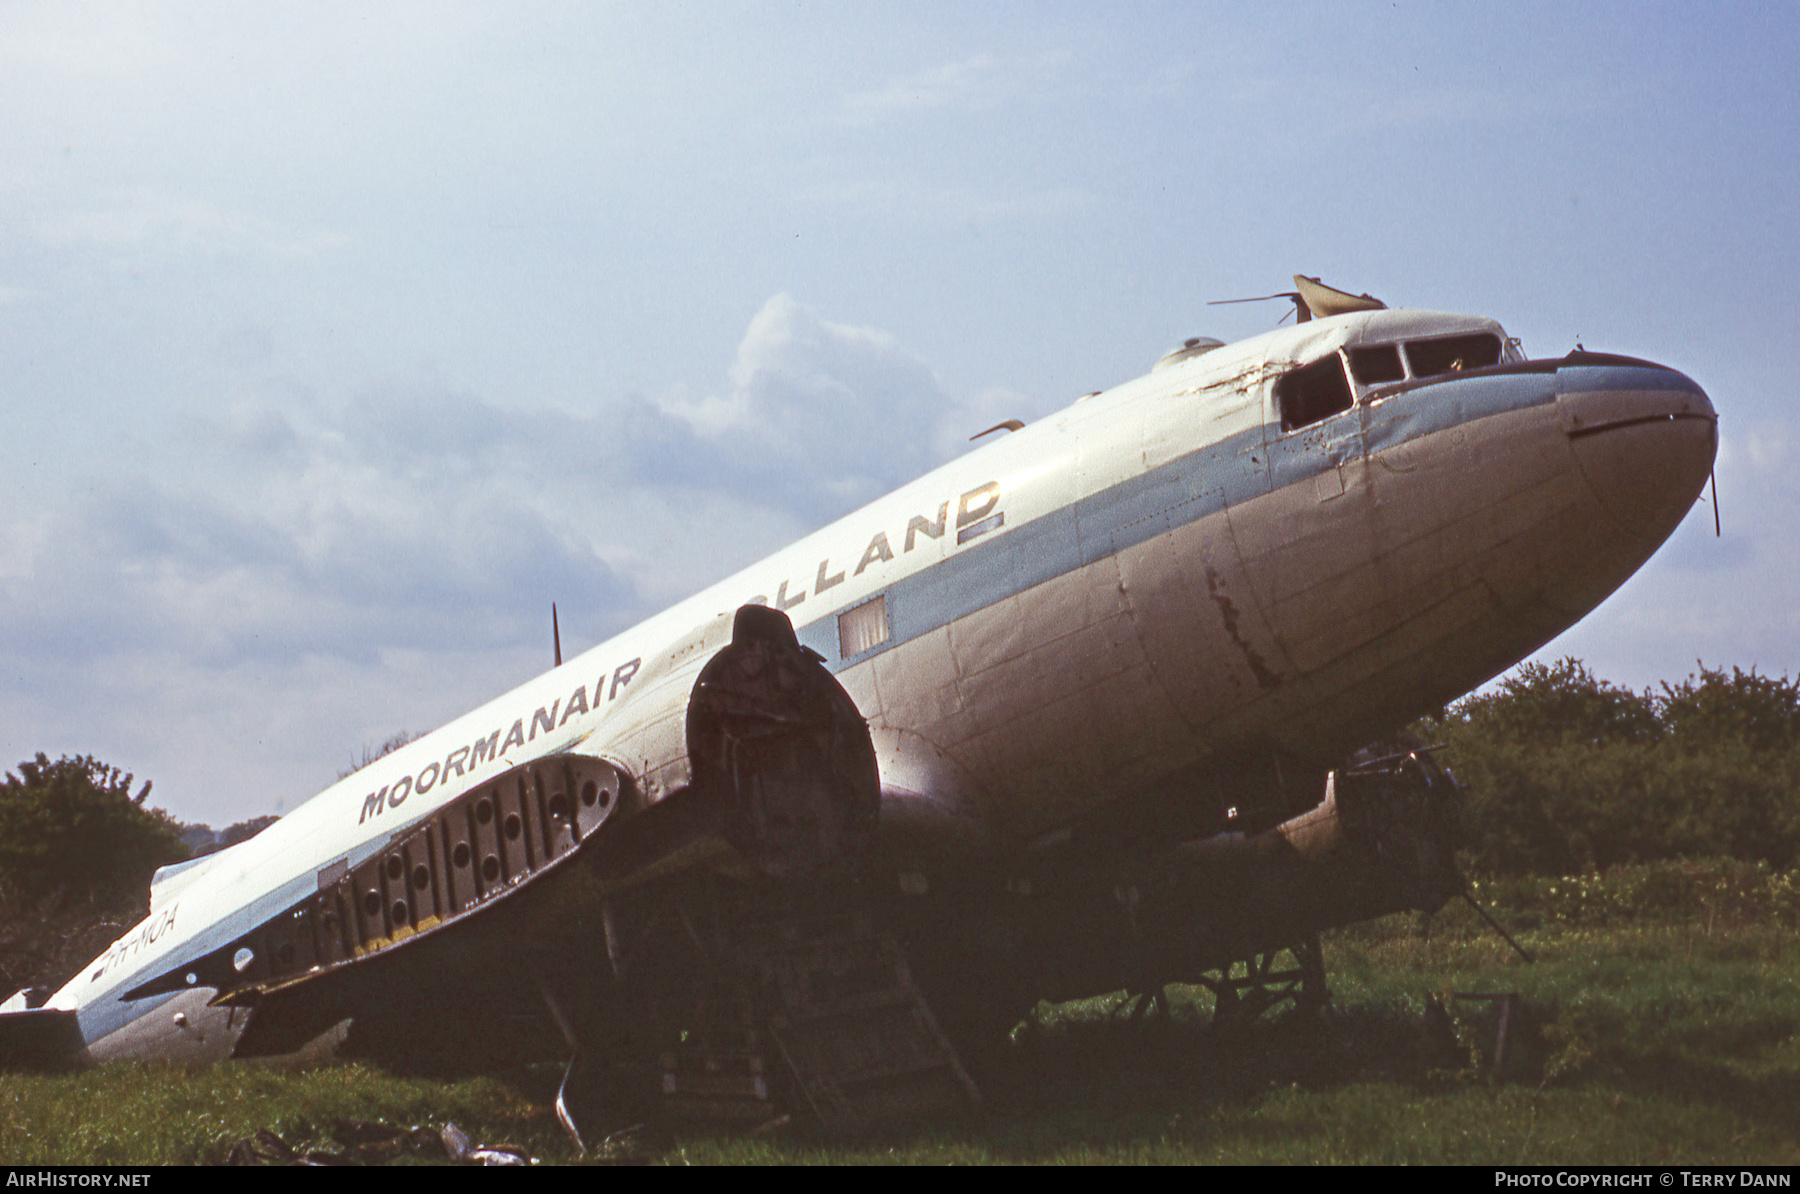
<box><xmin>1293</xmin><ymin>275</ymin><xmax>1386</xmax><ymax>320</ymax></box>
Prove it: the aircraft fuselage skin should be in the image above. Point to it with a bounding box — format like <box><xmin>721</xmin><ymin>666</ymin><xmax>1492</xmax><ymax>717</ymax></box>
<box><xmin>12</xmin><ymin>304</ymin><xmax>1717</xmax><ymax>1066</ymax></box>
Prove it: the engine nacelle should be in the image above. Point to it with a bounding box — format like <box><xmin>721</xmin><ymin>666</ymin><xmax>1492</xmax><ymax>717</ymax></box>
<box><xmin>685</xmin><ymin>605</ymin><xmax>880</xmax><ymax>880</ymax></box>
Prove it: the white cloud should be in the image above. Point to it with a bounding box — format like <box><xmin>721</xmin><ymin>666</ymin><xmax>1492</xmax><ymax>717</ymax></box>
<box><xmin>793</xmin><ymin>178</ymin><xmax>1093</xmax><ymax>226</ymax></box>
<box><xmin>656</xmin><ymin>293</ymin><xmax>980</xmax><ymax>514</ymax></box>
<box><xmin>36</xmin><ymin>189</ymin><xmax>350</xmax><ymax>262</ymax></box>
<box><xmin>1734</xmin><ymin>420</ymin><xmax>1793</xmax><ymax>475</ymax></box>
<box><xmin>0</xmin><ymin>4</ymin><xmax>182</xmax><ymax>82</ymax></box>
<box><xmin>840</xmin><ymin>51</ymin><xmax>1074</xmax><ymax>125</ymax></box>
<box><xmin>2</xmin><ymin>293</ymin><xmax>1047</xmax><ymax>692</ymax></box>
<box><xmin>1215</xmin><ymin>72</ymin><xmax>1620</xmax><ymax>148</ymax></box>
<box><xmin>0</xmin><ymin>295</ymin><xmax>1008</xmax><ymax>822</ymax></box>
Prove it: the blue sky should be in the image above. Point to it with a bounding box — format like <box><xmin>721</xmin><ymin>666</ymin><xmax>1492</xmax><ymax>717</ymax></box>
<box><xmin>2</xmin><ymin>2</ymin><xmax>1795</xmax><ymax>824</ymax></box>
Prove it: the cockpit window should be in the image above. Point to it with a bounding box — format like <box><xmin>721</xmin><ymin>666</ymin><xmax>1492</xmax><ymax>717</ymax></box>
<box><xmin>1275</xmin><ymin>355</ymin><xmax>1353</xmax><ymax>432</ymax></box>
<box><xmin>1347</xmin><ymin>344</ymin><xmax>1405</xmax><ymax>385</ymax></box>
<box><xmin>1406</xmin><ymin>333</ymin><xmax>1501</xmax><ymax>378</ymax></box>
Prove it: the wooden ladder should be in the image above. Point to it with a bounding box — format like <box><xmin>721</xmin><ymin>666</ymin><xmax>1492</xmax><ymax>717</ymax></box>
<box><xmin>734</xmin><ymin>914</ymin><xmax>980</xmax><ymax>1133</ymax></box>
<box><xmin>659</xmin><ymin>971</ymin><xmax>783</xmax><ymax>1126</ymax></box>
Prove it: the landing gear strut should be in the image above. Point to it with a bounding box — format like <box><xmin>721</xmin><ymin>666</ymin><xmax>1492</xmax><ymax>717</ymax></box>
<box><xmin>1114</xmin><ymin>933</ymin><xmax>1329</xmax><ymax>1033</ymax></box>
<box><xmin>1199</xmin><ymin>934</ymin><xmax>1328</xmax><ymax>1033</ymax></box>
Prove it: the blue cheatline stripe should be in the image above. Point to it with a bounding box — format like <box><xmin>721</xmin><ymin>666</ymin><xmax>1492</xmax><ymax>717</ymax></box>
<box><xmin>1557</xmin><ymin>363</ymin><xmax>1704</xmax><ymax>395</ymax></box>
<box><xmin>87</xmin><ymin>361</ymin><xmax>1668</xmax><ymax>1044</ymax></box>
<box><xmin>80</xmin><ymin>893</ymin><xmax>269</xmax><ymax>1036</ymax></box>
<box><xmin>798</xmin><ymin>366</ymin><xmax>1566</xmax><ymax>670</ymax></box>
<box><xmin>81</xmin><ymin>989</ymin><xmax>180</xmax><ymax>1047</ymax></box>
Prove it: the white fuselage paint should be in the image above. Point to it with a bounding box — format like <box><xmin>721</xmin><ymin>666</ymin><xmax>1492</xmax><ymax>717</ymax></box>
<box><xmin>34</xmin><ymin>306</ymin><xmax>1717</xmax><ymax>1063</ymax></box>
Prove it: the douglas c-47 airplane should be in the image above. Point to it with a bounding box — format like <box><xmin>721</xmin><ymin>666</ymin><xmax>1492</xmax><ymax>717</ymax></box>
<box><xmin>0</xmin><ymin>277</ymin><xmax>1718</xmax><ymax>1133</ymax></box>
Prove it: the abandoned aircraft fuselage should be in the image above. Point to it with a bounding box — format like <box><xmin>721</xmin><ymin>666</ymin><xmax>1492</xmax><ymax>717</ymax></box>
<box><xmin>3</xmin><ymin>295</ymin><xmax>1718</xmax><ymax>1068</ymax></box>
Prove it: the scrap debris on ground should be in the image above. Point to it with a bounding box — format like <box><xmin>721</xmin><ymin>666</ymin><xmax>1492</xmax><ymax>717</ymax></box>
<box><xmin>223</xmin><ymin>1118</ymin><xmax>534</xmax><ymax>1166</ymax></box>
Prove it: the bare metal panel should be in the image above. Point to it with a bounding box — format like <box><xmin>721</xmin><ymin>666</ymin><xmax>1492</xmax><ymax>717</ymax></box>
<box><xmin>472</xmin><ymin>791</ymin><xmax>503</xmax><ymax>897</ymax></box>
<box><xmin>870</xmin><ymin>626</ymin><xmax>963</xmax><ymax>733</ymax></box>
<box><xmin>88</xmin><ymin>988</ymin><xmax>246</xmax><ymax>1065</ymax></box>
<box><xmin>493</xmin><ymin>770</ymin><xmax>530</xmax><ymax>880</ymax></box>
<box><xmin>834</xmin><ymin>660</ymin><xmax>881</xmax><ymax>721</ymax></box>
<box><xmin>441</xmin><ymin>803</ymin><xmax>478</xmax><ymax>914</ymax></box>
<box><xmin>1114</xmin><ymin>508</ymin><xmax>1283</xmax><ymax>737</ymax></box>
<box><xmin>944</xmin><ymin>592</ymin><xmax>1030</xmax><ymax>678</ymax></box>
<box><xmin>350</xmin><ymin>859</ymin><xmax>384</xmax><ymax>952</ymax></box>
<box><xmin>570</xmin><ymin>761</ymin><xmax>621</xmax><ymax>840</ymax></box>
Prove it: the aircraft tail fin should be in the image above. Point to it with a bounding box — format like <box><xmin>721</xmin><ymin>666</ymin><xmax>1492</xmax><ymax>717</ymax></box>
<box><xmin>150</xmin><ymin>850</ymin><xmax>230</xmax><ymax>913</ymax></box>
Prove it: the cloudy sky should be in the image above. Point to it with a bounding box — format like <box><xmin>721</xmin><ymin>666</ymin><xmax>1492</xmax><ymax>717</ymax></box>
<box><xmin>2</xmin><ymin>2</ymin><xmax>1795</xmax><ymax>825</ymax></box>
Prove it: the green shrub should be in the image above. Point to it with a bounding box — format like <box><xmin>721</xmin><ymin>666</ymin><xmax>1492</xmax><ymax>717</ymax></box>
<box><xmin>0</xmin><ymin>755</ymin><xmax>188</xmax><ymax>993</ymax></box>
<box><xmin>0</xmin><ymin>755</ymin><xmax>186</xmax><ymax>906</ymax></box>
<box><xmin>1466</xmin><ymin>858</ymin><xmax>1800</xmax><ymax>929</ymax></box>
<box><xmin>1419</xmin><ymin>661</ymin><xmax>1800</xmax><ymax>875</ymax></box>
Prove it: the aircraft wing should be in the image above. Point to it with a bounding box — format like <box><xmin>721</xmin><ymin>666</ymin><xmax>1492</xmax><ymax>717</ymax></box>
<box><xmin>104</xmin><ymin>603</ymin><xmax>878</xmax><ymax>1063</ymax></box>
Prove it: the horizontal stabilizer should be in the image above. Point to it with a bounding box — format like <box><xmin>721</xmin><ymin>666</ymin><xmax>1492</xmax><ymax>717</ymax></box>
<box><xmin>0</xmin><ymin>1008</ymin><xmax>84</xmax><ymax>1070</ymax></box>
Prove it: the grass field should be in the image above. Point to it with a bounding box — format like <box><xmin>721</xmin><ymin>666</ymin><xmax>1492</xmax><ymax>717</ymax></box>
<box><xmin>3</xmin><ymin>860</ymin><xmax>1796</xmax><ymax>1165</ymax></box>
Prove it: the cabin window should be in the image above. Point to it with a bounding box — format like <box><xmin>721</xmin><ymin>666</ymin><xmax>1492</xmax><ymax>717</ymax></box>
<box><xmin>838</xmin><ymin>595</ymin><xmax>889</xmax><ymax>658</ymax></box>
<box><xmin>1347</xmin><ymin>344</ymin><xmax>1405</xmax><ymax>385</ymax></box>
<box><xmin>1406</xmin><ymin>333</ymin><xmax>1501</xmax><ymax>378</ymax></box>
<box><xmin>1275</xmin><ymin>355</ymin><xmax>1354</xmax><ymax>431</ymax></box>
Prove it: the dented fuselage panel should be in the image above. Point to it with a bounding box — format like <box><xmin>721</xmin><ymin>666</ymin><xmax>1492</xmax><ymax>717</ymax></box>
<box><xmin>22</xmin><ymin>301</ymin><xmax>1715</xmax><ymax>1066</ymax></box>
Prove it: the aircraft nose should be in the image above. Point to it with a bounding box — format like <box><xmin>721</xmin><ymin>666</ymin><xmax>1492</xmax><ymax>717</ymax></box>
<box><xmin>1556</xmin><ymin>355</ymin><xmax>1717</xmax><ymax>541</ymax></box>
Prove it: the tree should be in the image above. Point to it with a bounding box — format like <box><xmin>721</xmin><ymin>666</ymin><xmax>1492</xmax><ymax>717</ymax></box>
<box><xmin>1444</xmin><ymin>658</ymin><xmax>1660</xmax><ymax>748</ymax></box>
<box><xmin>219</xmin><ymin>814</ymin><xmax>280</xmax><ymax>848</ymax></box>
<box><xmin>339</xmin><ymin>730</ymin><xmax>421</xmax><ymax>781</ymax></box>
<box><xmin>0</xmin><ymin>754</ymin><xmax>188</xmax><ymax>907</ymax></box>
<box><xmin>1659</xmin><ymin>666</ymin><xmax>1800</xmax><ymax>754</ymax></box>
<box><xmin>1421</xmin><ymin>660</ymin><xmax>1800</xmax><ymax>875</ymax></box>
